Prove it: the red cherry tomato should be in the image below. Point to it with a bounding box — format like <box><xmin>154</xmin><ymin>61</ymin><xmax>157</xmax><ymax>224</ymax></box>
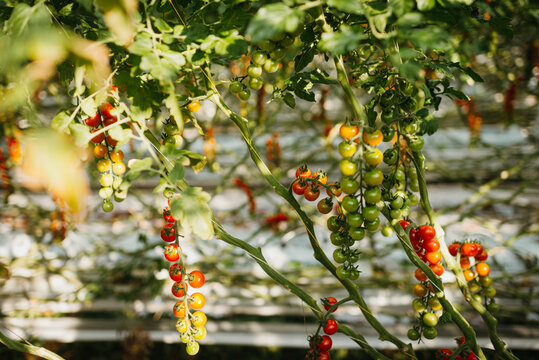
<box><xmin>323</xmin><ymin>318</ymin><xmax>338</xmax><ymax>335</ymax></box>
<box><xmin>296</xmin><ymin>165</ymin><xmax>311</xmax><ymax>178</ymax></box>
<box><xmin>171</xmin><ymin>281</ymin><xmax>188</xmax><ymax>297</ymax></box>
<box><xmin>399</xmin><ymin>220</ymin><xmax>411</xmax><ymax>231</ymax></box>
<box><xmin>292</xmin><ymin>179</ymin><xmax>307</xmax><ymax>195</ymax></box>
<box><xmin>90</xmin><ymin>129</ymin><xmax>105</xmax><ymax>143</ymax></box>
<box><xmin>99</xmin><ymin>103</ymin><xmax>116</xmax><ymax>118</ymax></box>
<box><xmin>426</xmin><ymin>251</ymin><xmax>442</xmax><ymax>264</ymax></box>
<box><xmin>189</xmin><ymin>270</ymin><xmax>205</xmax><ymax>288</ymax></box>
<box><xmin>85</xmin><ymin>112</ymin><xmax>102</xmax><ymax>127</ymax></box>
<box><xmin>169</xmin><ymin>263</ymin><xmax>184</xmax><ymax>282</ymax></box>
<box><xmin>448</xmin><ymin>243</ymin><xmax>461</xmax><ymax>256</ymax></box>
<box><xmin>323</xmin><ymin>297</ymin><xmax>338</xmax><ymax>312</ymax></box>
<box><xmin>423</xmin><ymin>239</ymin><xmax>440</xmax><ymax>252</ymax></box>
<box><xmin>475</xmin><ymin>250</ymin><xmax>488</xmax><ymax>261</ymax></box>
<box><xmin>304</xmin><ymin>186</ymin><xmax>321</xmax><ymax>201</ymax></box>
<box><xmin>461</xmin><ymin>243</ymin><xmax>478</xmax><ymax>257</ymax></box>
<box><xmin>163</xmin><ymin>207</ymin><xmax>175</xmax><ymax>223</ymax></box>
<box><xmin>419</xmin><ymin>225</ymin><xmax>436</xmax><ymax>241</ymax></box>
<box><xmin>161</xmin><ymin>223</ymin><xmax>176</xmax><ymax>242</ymax></box>
<box><xmin>317</xmin><ymin>335</ymin><xmax>332</xmax><ymax>351</ymax></box>
<box><xmin>164</xmin><ymin>244</ymin><xmax>180</xmax><ymax>262</ymax></box>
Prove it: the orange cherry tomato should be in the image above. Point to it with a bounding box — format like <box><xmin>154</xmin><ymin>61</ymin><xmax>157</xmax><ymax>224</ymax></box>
<box><xmin>425</xmin><ymin>251</ymin><xmax>442</xmax><ymax>264</ymax></box>
<box><xmin>362</xmin><ymin>130</ymin><xmax>383</xmax><ymax>146</ymax></box>
<box><xmin>339</xmin><ymin>124</ymin><xmax>359</xmax><ymax>140</ymax></box>
<box><xmin>460</xmin><ymin>256</ymin><xmax>471</xmax><ymax>269</ymax></box>
<box><xmin>476</xmin><ymin>262</ymin><xmax>490</xmax><ymax>277</ymax></box>
<box><xmin>463</xmin><ymin>269</ymin><xmax>476</xmax><ymax>282</ymax></box>
<box><xmin>414</xmin><ymin>268</ymin><xmax>427</xmax><ymax>282</ymax></box>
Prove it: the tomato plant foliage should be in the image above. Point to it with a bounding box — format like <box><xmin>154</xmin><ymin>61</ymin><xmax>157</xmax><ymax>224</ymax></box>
<box><xmin>0</xmin><ymin>0</ymin><xmax>536</xmax><ymax>359</ymax></box>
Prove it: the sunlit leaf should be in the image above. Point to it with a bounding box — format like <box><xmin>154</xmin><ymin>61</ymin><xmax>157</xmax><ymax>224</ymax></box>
<box><xmin>170</xmin><ymin>187</ymin><xmax>214</xmax><ymax>240</ymax></box>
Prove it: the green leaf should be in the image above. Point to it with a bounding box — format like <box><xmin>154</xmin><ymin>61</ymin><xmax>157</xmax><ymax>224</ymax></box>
<box><xmin>169</xmin><ymin>161</ymin><xmax>185</xmax><ymax>183</ymax></box>
<box><xmin>170</xmin><ymin>187</ymin><xmax>214</xmax><ymax>240</ymax></box>
<box><xmin>445</xmin><ymin>87</ymin><xmax>469</xmax><ymax>101</ymax></box>
<box><xmin>128</xmin><ymin>36</ymin><xmax>153</xmax><ymax>55</ymax></box>
<box><xmin>182</xmin><ymin>23</ymin><xmax>210</xmax><ymax>43</ymax></box>
<box><xmin>51</xmin><ymin>111</ymin><xmax>71</xmax><ymax>132</ymax></box>
<box><xmin>326</xmin><ymin>0</ymin><xmax>363</xmax><ymax>14</ymax></box>
<box><xmin>68</xmin><ymin>123</ymin><xmax>91</xmax><ymax>147</ymax></box>
<box><xmin>388</xmin><ymin>0</ymin><xmax>415</xmax><ymax>18</ymax></box>
<box><xmin>283</xmin><ymin>92</ymin><xmax>296</xmax><ymax>108</ymax></box>
<box><xmin>460</xmin><ymin>66</ymin><xmax>484</xmax><ymax>83</ymax></box>
<box><xmin>319</xmin><ymin>25</ymin><xmax>367</xmax><ymax>55</ymax></box>
<box><xmin>154</xmin><ymin>18</ymin><xmax>172</xmax><ymax>33</ymax></box>
<box><xmin>108</xmin><ymin>125</ymin><xmax>132</xmax><ymax>146</ymax></box>
<box><xmin>164</xmin><ymin>84</ymin><xmax>183</xmax><ymax>134</ymax></box>
<box><xmin>161</xmin><ymin>51</ymin><xmax>185</xmax><ymax>67</ymax></box>
<box><xmin>80</xmin><ymin>97</ymin><xmax>97</xmax><ymax>117</ymax></box>
<box><xmin>247</xmin><ymin>3</ymin><xmax>304</xmax><ymax>43</ymax></box>
<box><xmin>416</xmin><ymin>0</ymin><xmax>435</xmax><ymax>11</ymax></box>
<box><xmin>127</xmin><ymin>157</ymin><xmax>153</xmax><ymax>172</ymax></box>
<box><xmin>294</xmin><ymin>46</ymin><xmax>316</xmax><ymax>72</ymax></box>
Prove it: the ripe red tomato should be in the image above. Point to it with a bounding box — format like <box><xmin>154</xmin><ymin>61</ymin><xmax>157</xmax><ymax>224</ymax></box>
<box><xmin>106</xmin><ymin>135</ymin><xmax>118</xmax><ymax>146</ymax></box>
<box><xmin>171</xmin><ymin>281</ymin><xmax>188</xmax><ymax>297</ymax></box>
<box><xmin>323</xmin><ymin>318</ymin><xmax>338</xmax><ymax>335</ymax></box>
<box><xmin>85</xmin><ymin>112</ymin><xmax>102</xmax><ymax>127</ymax></box>
<box><xmin>103</xmin><ymin>116</ymin><xmax>117</xmax><ymax>127</ymax></box>
<box><xmin>99</xmin><ymin>103</ymin><xmax>116</xmax><ymax>118</ymax></box>
<box><xmin>436</xmin><ymin>348</ymin><xmax>453</xmax><ymax>360</ymax></box>
<box><xmin>448</xmin><ymin>243</ymin><xmax>461</xmax><ymax>256</ymax></box>
<box><xmin>414</xmin><ymin>268</ymin><xmax>428</xmax><ymax>282</ymax></box>
<box><xmin>423</xmin><ymin>239</ymin><xmax>440</xmax><ymax>252</ymax></box>
<box><xmin>90</xmin><ymin>129</ymin><xmax>105</xmax><ymax>143</ymax></box>
<box><xmin>419</xmin><ymin>225</ymin><xmax>436</xmax><ymax>241</ymax></box>
<box><xmin>304</xmin><ymin>187</ymin><xmax>321</xmax><ymax>201</ymax></box>
<box><xmin>163</xmin><ymin>207</ymin><xmax>175</xmax><ymax>223</ymax></box>
<box><xmin>323</xmin><ymin>297</ymin><xmax>338</xmax><ymax>312</ymax></box>
<box><xmin>409</xmin><ymin>227</ymin><xmax>420</xmax><ymax>243</ymax></box>
<box><xmin>189</xmin><ymin>270</ymin><xmax>205</xmax><ymax>288</ymax></box>
<box><xmin>398</xmin><ymin>220</ymin><xmax>411</xmax><ymax>231</ymax></box>
<box><xmin>296</xmin><ymin>165</ymin><xmax>311</xmax><ymax>178</ymax></box>
<box><xmin>461</xmin><ymin>243</ymin><xmax>478</xmax><ymax>257</ymax></box>
<box><xmin>161</xmin><ymin>223</ymin><xmax>176</xmax><ymax>242</ymax></box>
<box><xmin>339</xmin><ymin>124</ymin><xmax>359</xmax><ymax>140</ymax></box>
<box><xmin>164</xmin><ymin>244</ymin><xmax>180</xmax><ymax>262</ymax></box>
<box><xmin>292</xmin><ymin>180</ymin><xmax>307</xmax><ymax>195</ymax></box>
<box><xmin>169</xmin><ymin>263</ymin><xmax>184</xmax><ymax>282</ymax></box>
<box><xmin>460</xmin><ymin>256</ymin><xmax>471</xmax><ymax>269</ymax></box>
<box><xmin>429</xmin><ymin>263</ymin><xmax>445</xmax><ymax>276</ymax></box>
<box><xmin>317</xmin><ymin>335</ymin><xmax>332</xmax><ymax>351</ymax></box>
<box><xmin>325</xmin><ymin>183</ymin><xmax>342</xmax><ymax>197</ymax></box>
<box><xmin>475</xmin><ymin>250</ymin><xmax>488</xmax><ymax>261</ymax></box>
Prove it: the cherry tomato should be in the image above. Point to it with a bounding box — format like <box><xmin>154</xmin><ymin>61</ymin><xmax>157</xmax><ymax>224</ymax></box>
<box><xmin>187</xmin><ymin>100</ymin><xmax>201</xmax><ymax>112</ymax></box>
<box><xmin>99</xmin><ymin>103</ymin><xmax>116</xmax><ymax>118</ymax></box>
<box><xmin>423</xmin><ymin>239</ymin><xmax>440</xmax><ymax>252</ymax></box>
<box><xmin>475</xmin><ymin>250</ymin><xmax>488</xmax><ymax>262</ymax></box>
<box><xmin>176</xmin><ymin>318</ymin><xmax>190</xmax><ymax>333</ymax></box>
<box><xmin>90</xmin><ymin>129</ymin><xmax>105</xmax><ymax>143</ymax></box>
<box><xmin>169</xmin><ymin>263</ymin><xmax>184</xmax><ymax>282</ymax></box>
<box><xmin>94</xmin><ymin>144</ymin><xmax>108</xmax><ymax>158</ymax></box>
<box><xmin>186</xmin><ymin>341</ymin><xmax>199</xmax><ymax>355</ymax></box>
<box><xmin>189</xmin><ymin>270</ymin><xmax>205</xmax><ymax>288</ymax></box>
<box><xmin>483</xmin><ymin>286</ymin><xmax>496</xmax><ymax>297</ymax></box>
<box><xmin>364</xmin><ymin>168</ymin><xmax>384</xmax><ymax>186</ymax></box>
<box><xmin>317</xmin><ymin>198</ymin><xmax>333</xmax><ymax>214</ymax></box>
<box><xmin>238</xmin><ymin>88</ymin><xmax>251</xmax><ymax>100</ymax></box>
<box><xmin>340</xmin><ymin>159</ymin><xmax>358</xmax><ymax>176</ymax></box>
<box><xmin>112</xmin><ymin>162</ymin><xmax>125</xmax><ymax>175</ymax></box>
<box><xmin>383</xmin><ymin>148</ymin><xmax>398</xmax><ymax>165</ymax></box>
<box><xmin>460</xmin><ymin>256</ymin><xmax>471</xmax><ymax>269</ymax></box>
<box><xmin>249</xmin><ymin>77</ymin><xmax>263</xmax><ymax>90</ymax></box>
<box><xmin>192</xmin><ymin>326</ymin><xmax>207</xmax><ymax>341</ymax></box>
<box><xmin>408</xmin><ymin>136</ymin><xmax>424</xmax><ymax>151</ymax></box>
<box><xmin>247</xmin><ymin>64</ymin><xmax>262</xmax><ymax>78</ymax></box>
<box><xmin>430</xmin><ymin>263</ymin><xmax>445</xmax><ymax>276</ymax></box>
<box><xmin>349</xmin><ymin>227</ymin><xmax>365</xmax><ymax>241</ymax></box>
<box><xmin>333</xmin><ymin>249</ymin><xmax>347</xmax><ymax>263</ymax></box>
<box><xmin>426</xmin><ymin>251</ymin><xmax>442</xmax><ymax>264</ymax></box>
<box><xmin>340</xmin><ymin>177</ymin><xmax>359</xmax><ymax>194</ymax></box>
<box><xmin>312</xmin><ymin>170</ymin><xmax>328</xmax><ymax>185</ymax></box>
<box><xmin>407</xmin><ymin>329</ymin><xmax>420</xmax><ymax>341</ymax></box>
<box><xmin>475</xmin><ymin>262</ymin><xmax>490</xmax><ymax>277</ymax></box>
<box><xmin>327</xmin><ymin>216</ymin><xmax>341</xmax><ymax>232</ymax></box>
<box><xmin>422</xmin><ymin>312</ymin><xmax>438</xmax><ymax>327</ymax></box>
<box><xmin>414</xmin><ymin>268</ymin><xmax>427</xmax><ymax>282</ymax></box>
<box><xmin>296</xmin><ymin>165</ymin><xmax>311</xmax><ymax>178</ymax></box>
<box><xmin>412</xmin><ymin>298</ymin><xmax>426</xmax><ymax>312</ymax></box>
<box><xmin>304</xmin><ymin>186</ymin><xmax>321</xmax><ymax>201</ymax></box>
<box><xmin>479</xmin><ymin>275</ymin><xmax>492</xmax><ymax>287</ymax></box>
<box><xmin>86</xmin><ymin>112</ymin><xmax>102</xmax><ymax>127</ymax></box>
<box><xmin>171</xmin><ymin>281</ymin><xmax>188</xmax><ymax>297</ymax></box>
<box><xmin>251</xmin><ymin>50</ymin><xmax>267</xmax><ymax>66</ymax></box>
<box><xmin>362</xmin><ymin>206</ymin><xmax>379</xmax><ymax>221</ymax></box>
<box><xmin>323</xmin><ymin>319</ymin><xmax>338</xmax><ymax>335</ymax></box>
<box><xmin>428</xmin><ymin>297</ymin><xmax>442</xmax><ymax>310</ymax></box>
<box><xmin>317</xmin><ymin>335</ymin><xmax>332</xmax><ymax>351</ymax></box>
<box><xmin>363</xmin><ymin>187</ymin><xmax>381</xmax><ymax>204</ymax></box>
<box><xmin>326</xmin><ymin>183</ymin><xmax>342</xmax><ymax>197</ymax></box>
<box><xmin>164</xmin><ymin>244</ymin><xmax>180</xmax><ymax>262</ymax></box>
<box><xmin>338</xmin><ymin>141</ymin><xmax>357</xmax><ymax>158</ymax></box>
<box><xmin>487</xmin><ymin>302</ymin><xmax>500</xmax><ymax>313</ymax></box>
<box><xmin>263</xmin><ymin>58</ymin><xmax>279</xmax><ymax>73</ymax></box>
<box><xmin>463</xmin><ymin>269</ymin><xmax>475</xmax><ymax>282</ymax></box>
<box><xmin>163</xmin><ymin>207</ymin><xmax>175</xmax><ymax>223</ymax></box>
<box><xmin>173</xmin><ymin>300</ymin><xmax>186</xmax><ymax>317</ymax></box>
<box><xmin>340</xmin><ymin>124</ymin><xmax>359</xmax><ymax>140</ymax></box>
<box><xmin>110</xmin><ymin>149</ymin><xmax>124</xmax><ymax>162</ymax></box>
<box><xmin>342</xmin><ymin>196</ymin><xmax>359</xmax><ymax>212</ymax></box>
<box><xmin>364</xmin><ymin>148</ymin><xmax>383</xmax><ymax>166</ymax></box>
<box><xmin>105</xmin><ymin>134</ymin><xmax>118</xmax><ymax>147</ymax></box>
<box><xmin>103</xmin><ymin>116</ymin><xmax>117</xmax><ymax>127</ymax></box>
<box><xmin>409</xmin><ymin>227</ymin><xmax>420</xmax><ymax>243</ymax></box>
<box><xmin>189</xmin><ymin>293</ymin><xmax>206</xmax><ymax>310</ymax></box>
<box><xmin>292</xmin><ymin>180</ymin><xmax>307</xmax><ymax>195</ymax></box>
<box><xmin>161</xmin><ymin>223</ymin><xmax>176</xmax><ymax>242</ymax></box>
<box><xmin>323</xmin><ymin>297</ymin><xmax>338</xmax><ymax>312</ymax></box>
<box><xmin>419</xmin><ymin>225</ymin><xmax>436</xmax><ymax>241</ymax></box>
<box><xmin>413</xmin><ymin>283</ymin><xmax>427</xmax><ymax>297</ymax></box>
<box><xmin>191</xmin><ymin>311</ymin><xmax>207</xmax><ymax>327</ymax></box>
<box><xmin>461</xmin><ymin>243</ymin><xmax>478</xmax><ymax>257</ymax></box>
<box><xmin>423</xmin><ymin>326</ymin><xmax>437</xmax><ymax>340</ymax></box>
<box><xmin>102</xmin><ymin>200</ymin><xmax>114</xmax><ymax>212</ymax></box>
<box><xmin>363</xmin><ymin>130</ymin><xmax>383</xmax><ymax>146</ymax></box>
<box><xmin>448</xmin><ymin>243</ymin><xmax>461</xmax><ymax>256</ymax></box>
<box><xmin>229</xmin><ymin>81</ymin><xmax>243</xmax><ymax>93</ymax></box>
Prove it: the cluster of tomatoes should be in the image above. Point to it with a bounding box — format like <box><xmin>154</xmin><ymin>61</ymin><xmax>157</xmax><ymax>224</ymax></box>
<box><xmin>448</xmin><ymin>241</ymin><xmax>499</xmax><ymax>312</ymax></box>
<box><xmin>292</xmin><ymin>165</ymin><xmax>330</xmax><ymax>202</ymax></box>
<box><xmin>305</xmin><ymin>297</ymin><xmax>339</xmax><ymax>360</ymax></box>
<box><xmin>161</xmin><ymin>204</ymin><xmax>207</xmax><ymax>356</ymax></box>
<box><xmin>162</xmin><ymin>100</ymin><xmax>200</xmax><ymax>148</ymax></box>
<box><xmin>85</xmin><ymin>101</ymin><xmax>127</xmax><ymax>212</ymax></box>
<box><xmin>404</xmin><ymin>222</ymin><xmax>443</xmax><ymax>341</ymax></box>
<box><xmin>436</xmin><ymin>337</ymin><xmax>478</xmax><ymax>360</ymax></box>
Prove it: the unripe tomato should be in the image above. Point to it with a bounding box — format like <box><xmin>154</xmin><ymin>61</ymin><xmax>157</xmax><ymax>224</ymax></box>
<box><xmin>341</xmin><ymin>196</ymin><xmax>359</xmax><ymax>212</ymax></box>
<box><xmin>428</xmin><ymin>297</ymin><xmax>442</xmax><ymax>310</ymax></box>
<box><xmin>263</xmin><ymin>58</ymin><xmax>280</xmax><ymax>73</ymax></box>
<box><xmin>259</xmin><ymin>39</ymin><xmax>276</xmax><ymax>52</ymax></box>
<box><xmin>339</xmin><ymin>124</ymin><xmax>359</xmax><ymax>140</ymax></box>
<box><xmin>340</xmin><ymin>159</ymin><xmax>357</xmax><ymax>176</ymax></box>
<box><xmin>383</xmin><ymin>148</ymin><xmax>398</xmax><ymax>165</ymax></box>
<box><xmin>468</xmin><ymin>279</ymin><xmax>480</xmax><ymax>292</ymax></box>
<box><xmin>270</xmin><ymin>47</ymin><xmax>286</xmax><ymax>60</ymax></box>
<box><xmin>482</xmin><ymin>286</ymin><xmax>496</xmax><ymax>297</ymax></box>
<box><xmin>349</xmin><ymin>227</ymin><xmax>365</xmax><ymax>240</ymax></box>
<box><xmin>191</xmin><ymin>311</ymin><xmax>207</xmax><ymax>327</ymax></box>
<box><xmin>94</xmin><ymin>144</ymin><xmax>108</xmax><ymax>158</ymax></box>
<box><xmin>102</xmin><ymin>200</ymin><xmax>114</xmax><ymax>212</ymax></box>
<box><xmin>229</xmin><ymin>81</ymin><xmax>243</xmax><ymax>93</ymax></box>
<box><xmin>192</xmin><ymin>326</ymin><xmax>207</xmax><ymax>341</ymax></box>
<box><xmin>422</xmin><ymin>312</ymin><xmax>438</xmax><ymax>327</ymax></box>
<box><xmin>413</xmin><ymin>283</ymin><xmax>427</xmax><ymax>297</ymax></box>
<box><xmin>251</xmin><ymin>50</ymin><xmax>267</xmax><ymax>66</ymax></box>
<box><xmin>336</xmin><ymin>265</ymin><xmax>349</xmax><ymax>280</ymax></box>
<box><xmin>247</xmin><ymin>64</ymin><xmax>262</xmax><ymax>78</ymax></box>
<box><xmin>364</xmin><ymin>148</ymin><xmax>383</xmax><ymax>166</ymax></box>
<box><xmin>363</xmin><ymin>129</ymin><xmax>383</xmax><ymax>146</ymax></box>
<box><xmin>479</xmin><ymin>275</ymin><xmax>493</xmax><ymax>287</ymax></box>
<box><xmin>347</xmin><ymin>213</ymin><xmax>363</xmax><ymax>227</ymax></box>
<box><xmin>364</xmin><ymin>187</ymin><xmax>381</xmax><ymax>204</ymax></box>
<box><xmin>100</xmin><ymin>173</ymin><xmax>113</xmax><ymax>187</ymax></box>
<box><xmin>238</xmin><ymin>88</ymin><xmax>251</xmax><ymax>100</ymax></box>
<box><xmin>364</xmin><ymin>168</ymin><xmax>384</xmax><ymax>186</ymax></box>
<box><xmin>187</xmin><ymin>100</ymin><xmax>201</xmax><ymax>112</ymax></box>
<box><xmin>317</xmin><ymin>198</ymin><xmax>333</xmax><ymax>214</ymax></box>
<box><xmin>412</xmin><ymin>298</ymin><xmax>426</xmax><ymax>312</ymax></box>
<box><xmin>98</xmin><ymin>187</ymin><xmax>113</xmax><ymax>199</ymax></box>
<box><xmin>112</xmin><ymin>162</ymin><xmax>126</xmax><ymax>175</ymax></box>
<box><xmin>423</xmin><ymin>326</ymin><xmax>437</xmax><ymax>340</ymax></box>
<box><xmin>338</xmin><ymin>141</ymin><xmax>357</xmax><ymax>158</ymax></box>
<box><xmin>340</xmin><ymin>177</ymin><xmax>360</xmax><ymax>194</ymax></box>
<box><xmin>186</xmin><ymin>341</ymin><xmax>199</xmax><ymax>355</ymax></box>
<box><xmin>364</xmin><ymin>218</ymin><xmax>380</xmax><ymax>231</ymax></box>
<box><xmin>407</xmin><ymin>328</ymin><xmax>420</xmax><ymax>341</ymax></box>
<box><xmin>487</xmin><ymin>302</ymin><xmax>500</xmax><ymax>313</ymax></box>
<box><xmin>362</xmin><ymin>206</ymin><xmax>379</xmax><ymax>221</ymax></box>
<box><xmin>333</xmin><ymin>248</ymin><xmax>347</xmax><ymax>263</ymax></box>
<box><xmin>248</xmin><ymin>76</ymin><xmax>263</xmax><ymax>90</ymax></box>
<box><xmin>327</xmin><ymin>216</ymin><xmax>340</xmax><ymax>232</ymax></box>
<box><xmin>463</xmin><ymin>269</ymin><xmax>476</xmax><ymax>282</ymax></box>
<box><xmin>175</xmin><ymin>318</ymin><xmax>190</xmax><ymax>333</ymax></box>
<box><xmin>408</xmin><ymin>136</ymin><xmax>424</xmax><ymax>151</ymax></box>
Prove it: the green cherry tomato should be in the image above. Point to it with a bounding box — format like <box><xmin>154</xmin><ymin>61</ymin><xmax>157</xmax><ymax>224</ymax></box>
<box><xmin>238</xmin><ymin>88</ymin><xmax>251</xmax><ymax>101</ymax></box>
<box><xmin>251</xmin><ymin>50</ymin><xmax>267</xmax><ymax>66</ymax></box>
<box><xmin>248</xmin><ymin>77</ymin><xmax>263</xmax><ymax>90</ymax></box>
<box><xmin>407</xmin><ymin>329</ymin><xmax>420</xmax><ymax>341</ymax></box>
<box><xmin>364</xmin><ymin>169</ymin><xmax>384</xmax><ymax>186</ymax></box>
<box><xmin>395</xmin><ymin>169</ymin><xmax>405</xmax><ymax>182</ymax></box>
<box><xmin>409</xmin><ymin>180</ymin><xmax>420</xmax><ymax>192</ymax></box>
<box><xmin>338</xmin><ymin>141</ymin><xmax>357</xmax><ymax>158</ymax></box>
<box><xmin>364</xmin><ymin>187</ymin><xmax>381</xmax><ymax>204</ymax></box>
<box><xmin>258</xmin><ymin>39</ymin><xmax>276</xmax><ymax>52</ymax></box>
<box><xmin>279</xmin><ymin>34</ymin><xmax>295</xmax><ymax>47</ymax></box>
<box><xmin>482</xmin><ymin>286</ymin><xmax>496</xmax><ymax>298</ymax></box>
<box><xmin>364</xmin><ymin>218</ymin><xmax>380</xmax><ymax>231</ymax></box>
<box><xmin>362</xmin><ymin>205</ymin><xmax>379</xmax><ymax>221</ymax></box>
<box><xmin>407</xmin><ymin>166</ymin><xmax>418</xmax><ymax>179</ymax></box>
<box><xmin>327</xmin><ymin>216</ymin><xmax>340</xmax><ymax>232</ymax></box>
<box><xmin>341</xmin><ymin>177</ymin><xmax>360</xmax><ymax>194</ymax></box>
<box><xmin>349</xmin><ymin>227</ymin><xmax>365</xmax><ymax>241</ymax></box>
<box><xmin>390</xmin><ymin>196</ymin><xmax>404</xmax><ymax>209</ymax></box>
<box><xmin>186</xmin><ymin>341</ymin><xmax>200</xmax><ymax>355</ymax></box>
<box><xmin>270</xmin><ymin>47</ymin><xmax>286</xmax><ymax>60</ymax></box>
<box><xmin>229</xmin><ymin>81</ymin><xmax>243</xmax><ymax>94</ymax></box>
<box><xmin>422</xmin><ymin>312</ymin><xmax>438</xmax><ymax>327</ymax></box>
<box><xmin>336</xmin><ymin>265</ymin><xmax>350</xmax><ymax>279</ymax></box>
<box><xmin>408</xmin><ymin>136</ymin><xmax>424</xmax><ymax>151</ymax></box>
<box><xmin>348</xmin><ymin>252</ymin><xmax>359</xmax><ymax>263</ymax></box>
<box><xmin>389</xmin><ymin>208</ymin><xmax>402</xmax><ymax>219</ymax></box>
<box><xmin>346</xmin><ymin>213</ymin><xmax>363</xmax><ymax>227</ymax></box>
<box><xmin>164</xmin><ymin>122</ymin><xmax>179</xmax><ymax>135</ymax></box>
<box><xmin>263</xmin><ymin>58</ymin><xmax>280</xmax><ymax>73</ymax></box>
<box><xmin>479</xmin><ymin>275</ymin><xmax>493</xmax><ymax>287</ymax></box>
<box><xmin>422</xmin><ymin>327</ymin><xmax>437</xmax><ymax>340</ymax></box>
<box><xmin>487</xmin><ymin>302</ymin><xmax>500</xmax><ymax>313</ymax></box>
<box><xmin>383</xmin><ymin>148</ymin><xmax>398</xmax><ymax>165</ymax></box>
<box><xmin>348</xmin><ymin>268</ymin><xmax>360</xmax><ymax>280</ymax></box>
<box><xmin>412</xmin><ymin>298</ymin><xmax>426</xmax><ymax>312</ymax></box>
<box><xmin>102</xmin><ymin>200</ymin><xmax>114</xmax><ymax>212</ymax></box>
<box><xmin>381</xmin><ymin>125</ymin><xmax>396</xmax><ymax>142</ymax></box>
<box><xmin>247</xmin><ymin>65</ymin><xmax>262</xmax><ymax>78</ymax></box>
<box><xmin>342</xmin><ymin>195</ymin><xmax>359</xmax><ymax>213</ymax></box>
<box><xmin>408</xmin><ymin>193</ymin><xmax>419</xmax><ymax>206</ymax></box>
<box><xmin>381</xmin><ymin>225</ymin><xmax>393</xmax><ymax>236</ymax></box>
<box><xmin>98</xmin><ymin>187</ymin><xmax>113</xmax><ymax>199</ymax></box>
<box><xmin>333</xmin><ymin>249</ymin><xmax>347</xmax><ymax>264</ymax></box>
<box><xmin>340</xmin><ymin>159</ymin><xmax>358</xmax><ymax>176</ymax></box>
<box><xmin>330</xmin><ymin>232</ymin><xmax>345</xmax><ymax>246</ymax></box>
<box><xmin>381</xmin><ymin>108</ymin><xmax>397</xmax><ymax>123</ymax></box>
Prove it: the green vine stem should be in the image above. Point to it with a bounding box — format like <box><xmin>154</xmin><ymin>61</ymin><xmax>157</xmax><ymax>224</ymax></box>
<box><xmin>213</xmin><ymin>222</ymin><xmax>389</xmax><ymax>360</ymax></box>
<box><xmin>202</xmin><ymin>66</ymin><xmax>415</xmax><ymax>358</ymax></box>
<box><xmin>411</xmin><ymin>151</ymin><xmax>519</xmax><ymax>360</ymax></box>
<box><xmin>0</xmin><ymin>330</ymin><xmax>66</xmax><ymax>360</ymax></box>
